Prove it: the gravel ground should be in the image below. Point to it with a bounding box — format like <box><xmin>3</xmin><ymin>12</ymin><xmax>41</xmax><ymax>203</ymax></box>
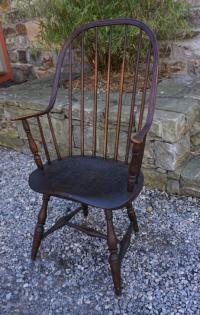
<box><xmin>0</xmin><ymin>147</ymin><xmax>200</xmax><ymax>315</ymax></box>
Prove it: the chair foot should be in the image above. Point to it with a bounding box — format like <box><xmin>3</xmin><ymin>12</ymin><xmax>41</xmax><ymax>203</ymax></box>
<box><xmin>127</xmin><ymin>202</ymin><xmax>139</xmax><ymax>233</ymax></box>
<box><xmin>105</xmin><ymin>209</ymin><xmax>121</xmax><ymax>295</ymax></box>
<box><xmin>31</xmin><ymin>194</ymin><xmax>50</xmax><ymax>260</ymax></box>
<box><xmin>82</xmin><ymin>204</ymin><xmax>88</xmax><ymax>217</ymax></box>
<box><xmin>109</xmin><ymin>253</ymin><xmax>121</xmax><ymax>296</ymax></box>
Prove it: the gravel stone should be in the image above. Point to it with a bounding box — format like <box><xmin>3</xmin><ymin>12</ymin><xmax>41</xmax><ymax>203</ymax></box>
<box><xmin>0</xmin><ymin>147</ymin><xmax>200</xmax><ymax>315</ymax></box>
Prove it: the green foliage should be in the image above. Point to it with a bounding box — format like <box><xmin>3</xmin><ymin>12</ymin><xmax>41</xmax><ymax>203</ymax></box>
<box><xmin>17</xmin><ymin>0</ymin><xmax>190</xmax><ymax>71</ymax></box>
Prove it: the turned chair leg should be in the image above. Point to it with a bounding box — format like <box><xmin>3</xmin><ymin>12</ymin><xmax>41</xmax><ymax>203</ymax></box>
<box><xmin>82</xmin><ymin>203</ymin><xmax>88</xmax><ymax>217</ymax></box>
<box><xmin>127</xmin><ymin>202</ymin><xmax>139</xmax><ymax>233</ymax></box>
<box><xmin>104</xmin><ymin>209</ymin><xmax>121</xmax><ymax>295</ymax></box>
<box><xmin>31</xmin><ymin>194</ymin><xmax>50</xmax><ymax>260</ymax></box>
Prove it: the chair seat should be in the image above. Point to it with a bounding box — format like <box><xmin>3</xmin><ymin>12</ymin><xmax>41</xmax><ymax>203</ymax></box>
<box><xmin>29</xmin><ymin>156</ymin><xmax>144</xmax><ymax>209</ymax></box>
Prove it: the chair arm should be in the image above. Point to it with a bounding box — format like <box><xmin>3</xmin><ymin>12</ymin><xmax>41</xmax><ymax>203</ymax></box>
<box><xmin>131</xmin><ymin>123</ymin><xmax>150</xmax><ymax>144</ymax></box>
<box><xmin>11</xmin><ymin>112</ymin><xmax>44</xmax><ymax>169</ymax></box>
<box><xmin>11</xmin><ymin>110</ymin><xmax>47</xmax><ymax>122</ymax></box>
<box><xmin>127</xmin><ymin>125</ymin><xmax>149</xmax><ymax>192</ymax></box>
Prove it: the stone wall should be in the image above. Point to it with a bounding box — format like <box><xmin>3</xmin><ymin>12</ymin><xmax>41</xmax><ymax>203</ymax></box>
<box><xmin>2</xmin><ymin>0</ymin><xmax>200</xmax><ymax>84</ymax></box>
<box><xmin>0</xmin><ymin>0</ymin><xmax>55</xmax><ymax>82</ymax></box>
<box><xmin>162</xmin><ymin>0</ymin><xmax>200</xmax><ymax>77</ymax></box>
<box><xmin>1</xmin><ymin>75</ymin><xmax>200</xmax><ymax>197</ymax></box>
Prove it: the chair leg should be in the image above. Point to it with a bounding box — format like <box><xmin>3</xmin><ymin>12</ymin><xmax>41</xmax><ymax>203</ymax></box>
<box><xmin>31</xmin><ymin>194</ymin><xmax>50</xmax><ymax>260</ymax></box>
<box><xmin>104</xmin><ymin>209</ymin><xmax>121</xmax><ymax>296</ymax></box>
<box><xmin>82</xmin><ymin>203</ymin><xmax>88</xmax><ymax>217</ymax></box>
<box><xmin>127</xmin><ymin>202</ymin><xmax>139</xmax><ymax>233</ymax></box>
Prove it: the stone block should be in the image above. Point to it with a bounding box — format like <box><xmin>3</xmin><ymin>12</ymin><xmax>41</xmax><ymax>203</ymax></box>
<box><xmin>143</xmin><ymin>168</ymin><xmax>167</xmax><ymax>190</ymax></box>
<box><xmin>144</xmin><ymin>141</ymin><xmax>155</xmax><ymax>160</ymax></box>
<box><xmin>169</xmin><ymin>35</ymin><xmax>200</xmax><ymax>77</ymax></box>
<box><xmin>135</xmin><ymin>108</ymin><xmax>185</xmax><ymax>142</ymax></box>
<box><xmin>0</xmin><ymin>106</ymin><xmax>4</xmax><ymax>120</ymax></box>
<box><xmin>12</xmin><ymin>63</ymin><xmax>36</xmax><ymax>83</ymax></box>
<box><xmin>157</xmin><ymin>76</ymin><xmax>191</xmax><ymax>98</ymax></box>
<box><xmin>167</xmin><ymin>179</ymin><xmax>180</xmax><ymax>194</ymax></box>
<box><xmin>191</xmin><ymin>133</ymin><xmax>200</xmax><ymax>147</ymax></box>
<box><xmin>167</xmin><ymin>156</ymin><xmax>191</xmax><ymax>180</ymax></box>
<box><xmin>154</xmin><ymin>134</ymin><xmax>190</xmax><ymax>171</ymax></box>
<box><xmin>142</xmin><ymin>157</ymin><xmax>156</xmax><ymax>169</ymax></box>
<box><xmin>190</xmin><ymin>121</ymin><xmax>200</xmax><ymax>151</ymax></box>
<box><xmin>0</xmin><ymin>132</ymin><xmax>25</xmax><ymax>150</ymax></box>
<box><xmin>156</xmin><ymin>97</ymin><xmax>200</xmax><ymax>130</ymax></box>
<box><xmin>180</xmin><ymin>155</ymin><xmax>200</xmax><ymax>197</ymax></box>
<box><xmin>185</xmin><ymin>80</ymin><xmax>200</xmax><ymax>102</ymax></box>
<box><xmin>161</xmin><ymin>111</ymin><xmax>186</xmax><ymax>143</ymax></box>
<box><xmin>15</xmin><ymin>121</ymin><xmax>25</xmax><ymax>140</ymax></box>
<box><xmin>156</xmin><ymin>167</ymin><xmax>167</xmax><ymax>174</ymax></box>
<box><xmin>0</xmin><ymin>126</ymin><xmax>18</xmax><ymax>139</ymax></box>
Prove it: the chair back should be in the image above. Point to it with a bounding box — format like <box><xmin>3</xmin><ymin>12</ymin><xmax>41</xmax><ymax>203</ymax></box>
<box><xmin>42</xmin><ymin>18</ymin><xmax>159</xmax><ymax>163</ymax></box>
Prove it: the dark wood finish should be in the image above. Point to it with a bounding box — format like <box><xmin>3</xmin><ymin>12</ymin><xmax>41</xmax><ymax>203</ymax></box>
<box><xmin>37</xmin><ymin>116</ymin><xmax>51</xmax><ymax>164</ymax></box>
<box><xmin>128</xmin><ymin>138</ymin><xmax>146</xmax><ymax>192</ymax></box>
<box><xmin>12</xmin><ymin>18</ymin><xmax>159</xmax><ymax>295</ymax></box>
<box><xmin>22</xmin><ymin>119</ymin><xmax>43</xmax><ymax>169</ymax></box>
<box><xmin>127</xmin><ymin>201</ymin><xmax>139</xmax><ymax>233</ymax></box>
<box><xmin>138</xmin><ymin>45</ymin><xmax>151</xmax><ymax>131</ymax></box>
<box><xmin>114</xmin><ymin>25</ymin><xmax>128</xmax><ymax>161</ymax></box>
<box><xmin>66</xmin><ymin>222</ymin><xmax>107</xmax><ymax>240</ymax></box>
<box><xmin>104</xmin><ymin>27</ymin><xmax>112</xmax><ymax>158</ymax></box>
<box><xmin>119</xmin><ymin>223</ymin><xmax>133</xmax><ymax>263</ymax></box>
<box><xmin>31</xmin><ymin>194</ymin><xmax>49</xmax><ymax>259</ymax></box>
<box><xmin>47</xmin><ymin>114</ymin><xmax>61</xmax><ymax>160</ymax></box>
<box><xmin>80</xmin><ymin>32</ymin><xmax>85</xmax><ymax>156</ymax></box>
<box><xmin>92</xmin><ymin>28</ymin><xmax>98</xmax><ymax>157</ymax></box>
<box><xmin>43</xmin><ymin>205</ymin><xmax>82</xmax><ymax>238</ymax></box>
<box><xmin>105</xmin><ymin>209</ymin><xmax>121</xmax><ymax>295</ymax></box>
<box><xmin>68</xmin><ymin>43</ymin><xmax>73</xmax><ymax>157</ymax></box>
<box><xmin>125</xmin><ymin>29</ymin><xmax>142</xmax><ymax>163</ymax></box>
<box><xmin>82</xmin><ymin>203</ymin><xmax>89</xmax><ymax>217</ymax></box>
<box><xmin>29</xmin><ymin>156</ymin><xmax>144</xmax><ymax>210</ymax></box>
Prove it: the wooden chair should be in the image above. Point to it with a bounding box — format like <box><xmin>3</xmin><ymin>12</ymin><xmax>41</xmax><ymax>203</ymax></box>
<box><xmin>12</xmin><ymin>18</ymin><xmax>158</xmax><ymax>295</ymax></box>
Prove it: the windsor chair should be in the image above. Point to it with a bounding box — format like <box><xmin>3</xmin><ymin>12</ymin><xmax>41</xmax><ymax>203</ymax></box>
<box><xmin>12</xmin><ymin>18</ymin><xmax>158</xmax><ymax>295</ymax></box>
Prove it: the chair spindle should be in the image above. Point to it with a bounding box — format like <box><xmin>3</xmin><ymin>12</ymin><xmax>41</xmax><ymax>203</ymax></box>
<box><xmin>138</xmin><ymin>44</ymin><xmax>151</xmax><ymax>131</ymax></box>
<box><xmin>80</xmin><ymin>32</ymin><xmax>85</xmax><ymax>156</ymax></box>
<box><xmin>114</xmin><ymin>25</ymin><xmax>128</xmax><ymax>161</ymax></box>
<box><xmin>47</xmin><ymin>113</ymin><xmax>61</xmax><ymax>160</ymax></box>
<box><xmin>68</xmin><ymin>44</ymin><xmax>73</xmax><ymax>157</ymax></box>
<box><xmin>37</xmin><ymin>116</ymin><xmax>51</xmax><ymax>164</ymax></box>
<box><xmin>103</xmin><ymin>27</ymin><xmax>112</xmax><ymax>158</ymax></box>
<box><xmin>92</xmin><ymin>28</ymin><xmax>98</xmax><ymax>157</ymax></box>
<box><xmin>125</xmin><ymin>29</ymin><xmax>143</xmax><ymax>163</ymax></box>
<box><xmin>22</xmin><ymin>119</ymin><xmax>43</xmax><ymax>169</ymax></box>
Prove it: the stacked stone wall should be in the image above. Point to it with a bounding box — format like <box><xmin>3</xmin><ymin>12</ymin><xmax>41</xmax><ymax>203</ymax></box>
<box><xmin>0</xmin><ymin>0</ymin><xmax>55</xmax><ymax>82</ymax></box>
<box><xmin>1</xmin><ymin>75</ymin><xmax>200</xmax><ymax>196</ymax></box>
